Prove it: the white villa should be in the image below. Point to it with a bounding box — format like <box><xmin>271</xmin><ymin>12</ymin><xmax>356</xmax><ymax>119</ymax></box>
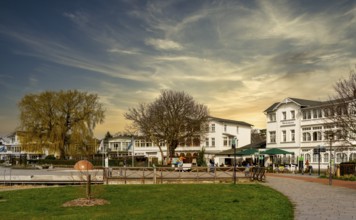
<box><xmin>265</xmin><ymin>97</ymin><xmax>356</xmax><ymax>169</ymax></box>
<box><xmin>102</xmin><ymin>116</ymin><xmax>253</xmax><ymax>165</ymax></box>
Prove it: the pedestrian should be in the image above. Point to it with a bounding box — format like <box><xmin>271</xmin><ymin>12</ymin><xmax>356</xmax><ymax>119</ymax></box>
<box><xmin>209</xmin><ymin>158</ymin><xmax>214</xmax><ymax>172</ymax></box>
<box><xmin>305</xmin><ymin>160</ymin><xmax>309</xmax><ymax>174</ymax></box>
<box><xmin>244</xmin><ymin>163</ymin><xmax>250</xmax><ymax>177</ymax></box>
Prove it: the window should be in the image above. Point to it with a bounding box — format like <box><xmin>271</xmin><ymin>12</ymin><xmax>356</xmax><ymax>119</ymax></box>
<box><xmin>350</xmin><ymin>153</ymin><xmax>356</xmax><ymax>161</ymax></box>
<box><xmin>313</xmin><ymin>153</ymin><xmax>319</xmax><ymax>163</ymax></box>
<box><xmin>323</xmin><ymin>153</ymin><xmax>329</xmax><ymax>163</ymax></box>
<box><xmin>303</xmin><ymin>132</ymin><xmax>311</xmax><ymax>141</ymax></box>
<box><xmin>291</xmin><ymin>130</ymin><xmax>295</xmax><ymax>142</ymax></box>
<box><xmin>291</xmin><ymin>110</ymin><xmax>295</xmax><ymax>119</ymax></box>
<box><xmin>223</xmin><ymin>137</ymin><xmax>228</xmax><ymax>146</ymax></box>
<box><xmin>305</xmin><ymin>154</ymin><xmax>311</xmax><ymax>163</ymax></box>
<box><xmin>205</xmin><ymin>138</ymin><xmax>209</xmax><ymax>147</ymax></box>
<box><xmin>236</xmin><ymin>126</ymin><xmax>239</xmax><ymax>134</ymax></box>
<box><xmin>282</xmin><ymin>112</ymin><xmax>286</xmax><ymax>120</ymax></box>
<box><xmin>318</xmin><ymin>109</ymin><xmax>322</xmax><ymax>118</ymax></box>
<box><xmin>211</xmin><ymin>138</ymin><xmax>215</xmax><ymax>147</ymax></box>
<box><xmin>269</xmin><ymin>131</ymin><xmax>276</xmax><ymax>143</ymax></box>
<box><xmin>313</xmin><ymin>109</ymin><xmax>317</xmax><ymax>118</ymax></box>
<box><xmin>224</xmin><ymin>124</ymin><xmax>227</xmax><ymax>132</ymax></box>
<box><xmin>282</xmin><ymin>130</ymin><xmax>286</xmax><ymax>142</ymax></box>
<box><xmin>313</xmin><ymin>132</ymin><xmax>322</xmax><ymax>141</ymax></box>
<box><xmin>211</xmin><ymin>124</ymin><xmax>215</xmax><ymax>132</ymax></box>
<box><xmin>336</xmin><ymin>153</ymin><xmax>347</xmax><ymax>163</ymax></box>
<box><xmin>303</xmin><ymin>110</ymin><xmax>311</xmax><ymax>119</ymax></box>
<box><xmin>324</xmin><ymin>108</ymin><xmax>330</xmax><ymax>117</ymax></box>
<box><xmin>269</xmin><ymin>113</ymin><xmax>276</xmax><ymax>122</ymax></box>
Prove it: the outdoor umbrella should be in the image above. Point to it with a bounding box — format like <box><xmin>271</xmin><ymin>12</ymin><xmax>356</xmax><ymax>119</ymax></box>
<box><xmin>261</xmin><ymin>148</ymin><xmax>294</xmax><ymax>155</ymax></box>
<box><xmin>236</xmin><ymin>148</ymin><xmax>259</xmax><ymax>156</ymax></box>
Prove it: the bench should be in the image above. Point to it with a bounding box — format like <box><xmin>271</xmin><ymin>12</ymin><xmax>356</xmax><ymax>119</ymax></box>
<box><xmin>175</xmin><ymin>163</ymin><xmax>192</xmax><ymax>172</ymax></box>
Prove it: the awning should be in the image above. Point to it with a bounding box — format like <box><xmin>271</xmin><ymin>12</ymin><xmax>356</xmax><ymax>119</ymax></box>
<box><xmin>260</xmin><ymin>148</ymin><xmax>294</xmax><ymax>155</ymax></box>
<box><xmin>236</xmin><ymin>148</ymin><xmax>259</xmax><ymax>156</ymax></box>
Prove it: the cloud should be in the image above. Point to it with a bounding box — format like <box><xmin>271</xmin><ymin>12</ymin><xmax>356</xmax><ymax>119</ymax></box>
<box><xmin>145</xmin><ymin>38</ymin><xmax>183</xmax><ymax>50</ymax></box>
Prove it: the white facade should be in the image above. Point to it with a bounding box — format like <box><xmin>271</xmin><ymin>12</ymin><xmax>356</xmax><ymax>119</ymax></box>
<box><xmin>265</xmin><ymin>97</ymin><xmax>356</xmax><ymax>169</ymax></box>
<box><xmin>104</xmin><ymin>116</ymin><xmax>253</xmax><ymax>164</ymax></box>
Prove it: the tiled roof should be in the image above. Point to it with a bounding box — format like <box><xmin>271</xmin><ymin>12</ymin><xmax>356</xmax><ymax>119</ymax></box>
<box><xmin>209</xmin><ymin>116</ymin><xmax>253</xmax><ymax>127</ymax></box>
<box><xmin>264</xmin><ymin>97</ymin><xmax>324</xmax><ymax>112</ymax></box>
<box><xmin>289</xmin><ymin>97</ymin><xmax>323</xmax><ymax>107</ymax></box>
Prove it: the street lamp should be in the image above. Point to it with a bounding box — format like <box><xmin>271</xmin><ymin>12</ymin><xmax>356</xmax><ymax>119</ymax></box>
<box><xmin>232</xmin><ymin>138</ymin><xmax>238</xmax><ymax>184</ymax></box>
<box><xmin>329</xmin><ymin>135</ymin><xmax>333</xmax><ymax>186</ymax></box>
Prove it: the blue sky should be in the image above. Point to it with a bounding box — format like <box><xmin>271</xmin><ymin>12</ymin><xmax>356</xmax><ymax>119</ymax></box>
<box><xmin>0</xmin><ymin>0</ymin><xmax>355</xmax><ymax>138</ymax></box>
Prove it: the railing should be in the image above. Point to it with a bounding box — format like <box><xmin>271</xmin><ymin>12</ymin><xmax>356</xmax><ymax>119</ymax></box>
<box><xmin>103</xmin><ymin>166</ymin><xmax>249</xmax><ymax>184</ymax></box>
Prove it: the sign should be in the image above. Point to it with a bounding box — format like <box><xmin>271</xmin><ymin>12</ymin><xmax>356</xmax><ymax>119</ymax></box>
<box><xmin>313</xmin><ymin>146</ymin><xmax>326</xmax><ymax>154</ymax></box>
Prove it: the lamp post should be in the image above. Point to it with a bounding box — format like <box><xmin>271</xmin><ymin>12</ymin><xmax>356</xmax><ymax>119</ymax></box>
<box><xmin>232</xmin><ymin>138</ymin><xmax>238</xmax><ymax>184</ymax></box>
<box><xmin>317</xmin><ymin>145</ymin><xmax>321</xmax><ymax>176</ymax></box>
<box><xmin>329</xmin><ymin>135</ymin><xmax>333</xmax><ymax>186</ymax></box>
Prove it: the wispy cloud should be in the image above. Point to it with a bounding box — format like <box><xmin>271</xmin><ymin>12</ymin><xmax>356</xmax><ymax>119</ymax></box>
<box><xmin>145</xmin><ymin>38</ymin><xmax>182</xmax><ymax>50</ymax></box>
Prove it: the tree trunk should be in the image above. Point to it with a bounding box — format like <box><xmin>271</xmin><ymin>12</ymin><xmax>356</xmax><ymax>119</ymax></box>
<box><xmin>59</xmin><ymin>147</ymin><xmax>66</xmax><ymax>160</ymax></box>
<box><xmin>168</xmin><ymin>139</ymin><xmax>179</xmax><ymax>158</ymax></box>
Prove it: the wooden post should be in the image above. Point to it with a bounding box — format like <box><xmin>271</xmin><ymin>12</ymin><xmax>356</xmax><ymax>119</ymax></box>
<box><xmin>153</xmin><ymin>165</ymin><xmax>157</xmax><ymax>184</ymax></box>
<box><xmin>86</xmin><ymin>174</ymin><xmax>91</xmax><ymax>200</ymax></box>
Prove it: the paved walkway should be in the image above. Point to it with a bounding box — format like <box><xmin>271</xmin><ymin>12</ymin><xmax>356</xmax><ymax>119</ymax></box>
<box><xmin>263</xmin><ymin>174</ymin><xmax>356</xmax><ymax>220</ymax></box>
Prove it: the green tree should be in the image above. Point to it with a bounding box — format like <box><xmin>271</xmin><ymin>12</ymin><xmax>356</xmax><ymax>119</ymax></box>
<box><xmin>125</xmin><ymin>90</ymin><xmax>209</xmax><ymax>161</ymax></box>
<box><xmin>18</xmin><ymin>90</ymin><xmax>105</xmax><ymax>159</ymax></box>
<box><xmin>197</xmin><ymin>148</ymin><xmax>207</xmax><ymax>167</ymax></box>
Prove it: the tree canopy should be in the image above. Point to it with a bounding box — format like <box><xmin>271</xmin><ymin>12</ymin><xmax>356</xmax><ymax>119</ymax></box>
<box><xmin>124</xmin><ymin>90</ymin><xmax>209</xmax><ymax>160</ymax></box>
<box><xmin>18</xmin><ymin>90</ymin><xmax>105</xmax><ymax>159</ymax></box>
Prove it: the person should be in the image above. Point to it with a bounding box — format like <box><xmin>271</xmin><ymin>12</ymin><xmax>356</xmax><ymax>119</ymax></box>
<box><xmin>209</xmin><ymin>158</ymin><xmax>215</xmax><ymax>172</ymax></box>
<box><xmin>305</xmin><ymin>160</ymin><xmax>309</xmax><ymax>174</ymax></box>
<box><xmin>244</xmin><ymin>163</ymin><xmax>250</xmax><ymax>177</ymax></box>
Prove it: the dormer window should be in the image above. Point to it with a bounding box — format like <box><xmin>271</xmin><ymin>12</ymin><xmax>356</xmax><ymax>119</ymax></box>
<box><xmin>282</xmin><ymin>112</ymin><xmax>286</xmax><ymax>120</ymax></box>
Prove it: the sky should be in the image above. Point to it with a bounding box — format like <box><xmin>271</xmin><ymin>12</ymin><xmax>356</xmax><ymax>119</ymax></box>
<box><xmin>0</xmin><ymin>0</ymin><xmax>355</xmax><ymax>139</ymax></box>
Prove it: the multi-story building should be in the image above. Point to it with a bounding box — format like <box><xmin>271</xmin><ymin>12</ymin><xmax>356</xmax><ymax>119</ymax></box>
<box><xmin>101</xmin><ymin>116</ymin><xmax>253</xmax><ymax>165</ymax></box>
<box><xmin>265</xmin><ymin>97</ymin><xmax>356</xmax><ymax>169</ymax></box>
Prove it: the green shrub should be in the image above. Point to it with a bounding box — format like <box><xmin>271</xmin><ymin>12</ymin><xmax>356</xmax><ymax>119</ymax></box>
<box><xmin>45</xmin><ymin>155</ymin><xmax>56</xmax><ymax>160</ymax></box>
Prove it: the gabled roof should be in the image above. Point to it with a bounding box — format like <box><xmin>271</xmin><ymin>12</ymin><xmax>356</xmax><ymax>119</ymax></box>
<box><xmin>209</xmin><ymin>116</ymin><xmax>253</xmax><ymax>127</ymax></box>
<box><xmin>264</xmin><ymin>97</ymin><xmax>323</xmax><ymax>113</ymax></box>
<box><xmin>289</xmin><ymin>98</ymin><xmax>323</xmax><ymax>107</ymax></box>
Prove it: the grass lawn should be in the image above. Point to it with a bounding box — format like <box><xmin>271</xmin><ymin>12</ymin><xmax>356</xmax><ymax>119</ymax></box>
<box><xmin>0</xmin><ymin>184</ymin><xmax>293</xmax><ymax>220</ymax></box>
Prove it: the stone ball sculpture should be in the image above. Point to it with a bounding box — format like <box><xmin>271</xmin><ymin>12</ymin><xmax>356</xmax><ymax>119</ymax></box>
<box><xmin>74</xmin><ymin>160</ymin><xmax>94</xmax><ymax>171</ymax></box>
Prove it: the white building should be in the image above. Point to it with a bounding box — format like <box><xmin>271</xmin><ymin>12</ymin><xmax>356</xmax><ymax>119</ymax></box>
<box><xmin>102</xmin><ymin>116</ymin><xmax>253</xmax><ymax>165</ymax></box>
<box><xmin>265</xmin><ymin>97</ymin><xmax>356</xmax><ymax>169</ymax></box>
<box><xmin>0</xmin><ymin>132</ymin><xmax>22</xmax><ymax>161</ymax></box>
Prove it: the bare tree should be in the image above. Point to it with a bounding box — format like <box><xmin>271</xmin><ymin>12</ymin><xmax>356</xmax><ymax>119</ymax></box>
<box><xmin>251</xmin><ymin>129</ymin><xmax>266</xmax><ymax>144</ymax></box>
<box><xmin>124</xmin><ymin>90</ymin><xmax>209</xmax><ymax>162</ymax></box>
<box><xmin>18</xmin><ymin>90</ymin><xmax>105</xmax><ymax>159</ymax></box>
<box><xmin>324</xmin><ymin>67</ymin><xmax>356</xmax><ymax>146</ymax></box>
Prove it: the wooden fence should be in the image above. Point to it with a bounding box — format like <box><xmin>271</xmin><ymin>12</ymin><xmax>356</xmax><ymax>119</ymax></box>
<box><xmin>103</xmin><ymin>166</ymin><xmax>250</xmax><ymax>184</ymax></box>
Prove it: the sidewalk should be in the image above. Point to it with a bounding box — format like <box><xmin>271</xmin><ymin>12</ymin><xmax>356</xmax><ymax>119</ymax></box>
<box><xmin>263</xmin><ymin>174</ymin><xmax>356</xmax><ymax>220</ymax></box>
